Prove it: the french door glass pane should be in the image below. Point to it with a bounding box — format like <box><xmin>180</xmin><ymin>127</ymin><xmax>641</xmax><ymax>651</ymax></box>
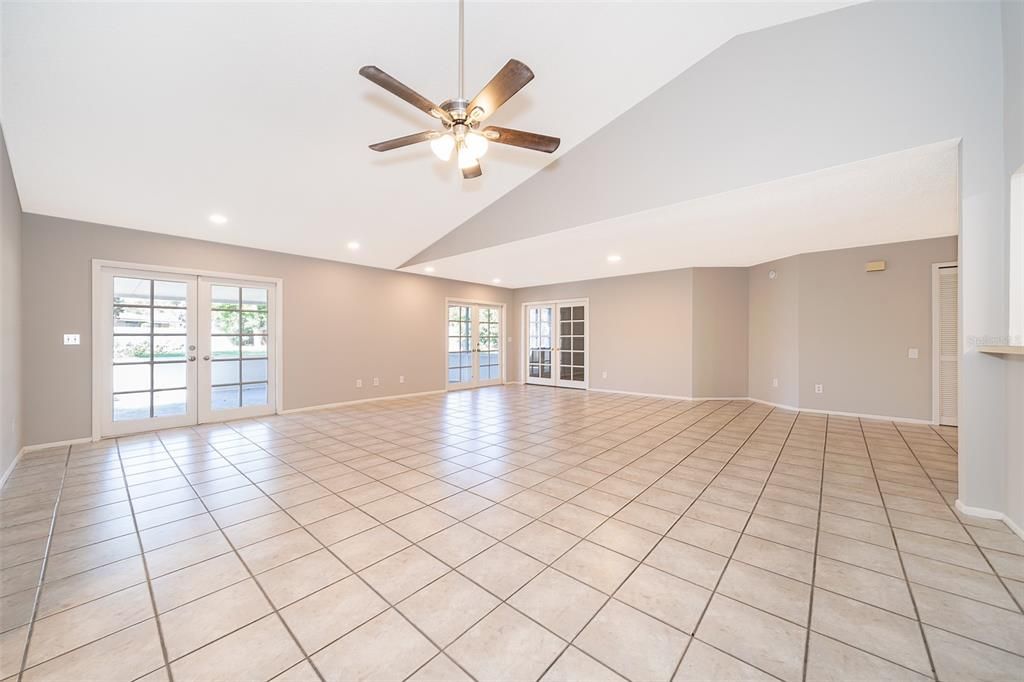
<box><xmin>558</xmin><ymin>305</ymin><xmax>585</xmax><ymax>383</ymax></box>
<box><xmin>113</xmin><ymin>392</ymin><xmax>150</xmax><ymax>421</ymax></box>
<box><xmin>527</xmin><ymin>306</ymin><xmax>553</xmax><ymax>380</ymax></box>
<box><xmin>208</xmin><ymin>284</ymin><xmax>269</xmax><ymax>410</ymax></box>
<box><xmin>153</xmin><ymin>336</ymin><xmax>187</xmax><ymax>362</ymax></box>
<box><xmin>212</xmin><ymin>385</ymin><xmax>241</xmax><ymax>410</ymax></box>
<box><xmin>154</xmin><ymin>363</ymin><xmax>187</xmax><ymax>390</ymax></box>
<box><xmin>112</xmin><ymin>277</ymin><xmax>191</xmax><ymax>421</ymax></box>
<box><xmin>154</xmin><ymin>389</ymin><xmax>187</xmax><ymax>417</ymax></box>
<box><xmin>447</xmin><ymin>305</ymin><xmax>472</xmax><ymax>384</ymax></box>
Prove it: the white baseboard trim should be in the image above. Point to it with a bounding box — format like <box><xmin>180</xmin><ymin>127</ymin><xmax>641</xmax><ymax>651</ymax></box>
<box><xmin>278</xmin><ymin>389</ymin><xmax>446</xmax><ymax>414</ymax></box>
<box><xmin>586</xmin><ymin>389</ymin><xmax>934</xmax><ymax>424</ymax></box>
<box><xmin>746</xmin><ymin>397</ymin><xmax>934</xmax><ymax>424</ymax></box>
<box><xmin>956</xmin><ymin>499</ymin><xmax>1024</xmax><ymax>541</ymax></box>
<box><xmin>589</xmin><ymin>388</ymin><xmax>693</xmax><ymax>401</ymax></box>
<box><xmin>2</xmin><ymin>436</ymin><xmax>91</xmax><ymax>490</ymax></box>
<box><xmin>21</xmin><ymin>437</ymin><xmax>93</xmax><ymax>453</ymax></box>
<box><xmin>0</xmin><ymin>448</ymin><xmax>25</xmax><ymax>490</ymax></box>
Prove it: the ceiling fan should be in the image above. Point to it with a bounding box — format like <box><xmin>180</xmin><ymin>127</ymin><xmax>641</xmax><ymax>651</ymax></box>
<box><xmin>359</xmin><ymin>0</ymin><xmax>560</xmax><ymax>179</ymax></box>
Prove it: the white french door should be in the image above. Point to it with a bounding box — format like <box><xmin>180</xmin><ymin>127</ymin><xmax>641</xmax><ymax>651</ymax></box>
<box><xmin>525</xmin><ymin>300</ymin><xmax>588</xmax><ymax>389</ymax></box>
<box><xmin>447</xmin><ymin>302</ymin><xmax>503</xmax><ymax>390</ymax></box>
<box><xmin>97</xmin><ymin>266</ymin><xmax>278</xmax><ymax>437</ymax></box>
<box><xmin>198</xmin><ymin>278</ymin><xmax>276</xmax><ymax>422</ymax></box>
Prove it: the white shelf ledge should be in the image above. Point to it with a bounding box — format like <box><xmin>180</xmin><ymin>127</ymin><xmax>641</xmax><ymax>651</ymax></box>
<box><xmin>977</xmin><ymin>345</ymin><xmax>1024</xmax><ymax>355</ymax></box>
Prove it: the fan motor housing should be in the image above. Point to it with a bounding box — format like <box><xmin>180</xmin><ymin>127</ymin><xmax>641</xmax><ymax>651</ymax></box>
<box><xmin>439</xmin><ymin>98</ymin><xmax>471</xmax><ymax>124</ymax></box>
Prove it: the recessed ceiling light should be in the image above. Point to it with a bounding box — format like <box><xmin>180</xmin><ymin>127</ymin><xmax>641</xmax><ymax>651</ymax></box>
<box><xmin>424</xmin><ymin>266</ymin><xmax>436</xmax><ymax>273</ymax></box>
<box><xmin>208</xmin><ymin>214</ymin><xmax>228</xmax><ymax>225</ymax></box>
<box><xmin>607</xmin><ymin>254</ymin><xmax>622</xmax><ymax>263</ymax></box>
<box><xmin>347</xmin><ymin>241</ymin><xmax>360</xmax><ymax>250</ymax></box>
<box><xmin>492</xmin><ymin>278</ymin><xmax>502</xmax><ymax>284</ymax></box>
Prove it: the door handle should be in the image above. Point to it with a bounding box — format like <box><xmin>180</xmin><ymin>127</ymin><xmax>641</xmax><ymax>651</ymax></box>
<box><xmin>188</xmin><ymin>355</ymin><xmax>196</xmax><ymax>362</ymax></box>
<box><xmin>202</xmin><ymin>355</ymin><xmax>210</xmax><ymax>361</ymax></box>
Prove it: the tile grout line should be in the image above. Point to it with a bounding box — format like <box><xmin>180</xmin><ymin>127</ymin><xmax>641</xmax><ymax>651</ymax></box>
<box><xmin>801</xmin><ymin>413</ymin><xmax>828</xmax><ymax>682</ymax></box>
<box><xmin>86</xmin><ymin>437</ymin><xmax>182</xmax><ymax>682</ymax></box>
<box><xmin>15</xmin><ymin>445</ymin><xmax>72</xmax><ymax>682</ymax></box>
<box><xmin>148</xmin><ymin>430</ymin><xmax>330</xmax><ymax>682</ymax></box>
<box><xmin>892</xmin><ymin>422</ymin><xmax>1024</xmax><ymax>615</ymax></box>
<box><xmin>667</xmin><ymin>406</ymin><xmax>803</xmax><ymax>682</ymax></box>
<box><xmin>199</xmin><ymin>395</ymin><xmax>726</xmax><ymax>681</ymax></box>
<box><xmin>426</xmin><ymin>400</ymin><xmax>746</xmax><ymax>680</ymax></box>
<box><xmin>855</xmin><ymin>417</ymin><xmax>938</xmax><ymax>679</ymax></box>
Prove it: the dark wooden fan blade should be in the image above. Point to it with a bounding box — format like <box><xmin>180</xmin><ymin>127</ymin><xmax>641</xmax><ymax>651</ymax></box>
<box><xmin>461</xmin><ymin>159</ymin><xmax>482</xmax><ymax>179</ymax></box>
<box><xmin>467</xmin><ymin>59</ymin><xmax>534</xmax><ymax>122</ymax></box>
<box><xmin>368</xmin><ymin>131</ymin><xmax>437</xmax><ymax>152</ymax></box>
<box><xmin>482</xmin><ymin>126</ymin><xmax>560</xmax><ymax>153</ymax></box>
<box><xmin>359</xmin><ymin>66</ymin><xmax>451</xmax><ymax>122</ymax></box>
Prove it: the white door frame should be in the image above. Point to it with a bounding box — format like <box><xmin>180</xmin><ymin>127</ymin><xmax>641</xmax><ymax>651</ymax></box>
<box><xmin>931</xmin><ymin>261</ymin><xmax>958</xmax><ymax>425</ymax></box>
<box><xmin>520</xmin><ymin>298</ymin><xmax>590</xmax><ymax>390</ymax></box>
<box><xmin>197</xmin><ymin>275</ymin><xmax>279</xmax><ymax>423</ymax></box>
<box><xmin>92</xmin><ymin>259</ymin><xmax>284</xmax><ymax>440</ymax></box>
<box><xmin>443</xmin><ymin>298</ymin><xmax>507</xmax><ymax>391</ymax></box>
<box><xmin>95</xmin><ymin>266</ymin><xmax>200</xmax><ymax>436</ymax></box>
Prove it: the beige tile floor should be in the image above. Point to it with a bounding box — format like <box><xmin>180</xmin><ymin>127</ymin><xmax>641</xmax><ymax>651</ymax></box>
<box><xmin>1</xmin><ymin>385</ymin><xmax>1022</xmax><ymax>682</ymax></box>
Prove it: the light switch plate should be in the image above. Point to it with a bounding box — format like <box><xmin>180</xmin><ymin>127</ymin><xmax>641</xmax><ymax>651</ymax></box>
<box><xmin>908</xmin><ymin>348</ymin><xmax>919</xmax><ymax>359</ymax></box>
<box><xmin>772</xmin><ymin>377</ymin><xmax>779</xmax><ymax>388</ymax></box>
<box><xmin>63</xmin><ymin>334</ymin><xmax>80</xmax><ymax>345</ymax></box>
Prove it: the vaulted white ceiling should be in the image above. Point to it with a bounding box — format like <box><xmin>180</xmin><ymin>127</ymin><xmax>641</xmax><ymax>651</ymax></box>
<box><xmin>406</xmin><ymin>139</ymin><xmax>960</xmax><ymax>288</ymax></box>
<box><xmin>2</xmin><ymin>1</ymin><xmax>849</xmax><ymax>269</ymax></box>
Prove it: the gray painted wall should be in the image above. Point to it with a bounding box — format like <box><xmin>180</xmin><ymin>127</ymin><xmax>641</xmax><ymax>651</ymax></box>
<box><xmin>1</xmin><ymin>126</ymin><xmax>22</xmax><ymax>476</ymax></box>
<box><xmin>1001</xmin><ymin>0</ymin><xmax>1023</xmax><ymax>530</ymax></box>
<box><xmin>797</xmin><ymin>238</ymin><xmax>957</xmax><ymax>421</ymax></box>
<box><xmin>692</xmin><ymin>268</ymin><xmax>748</xmax><ymax>398</ymax></box>
<box><xmin>512</xmin><ymin>269</ymin><xmax>694</xmax><ymax>398</ymax></box>
<box><xmin>748</xmin><ymin>256</ymin><xmax>800</xmax><ymax>407</ymax></box>
<box><xmin>20</xmin><ymin>215</ymin><xmax>513</xmax><ymax>446</ymax></box>
<box><xmin>748</xmin><ymin>238</ymin><xmax>958</xmax><ymax>421</ymax></box>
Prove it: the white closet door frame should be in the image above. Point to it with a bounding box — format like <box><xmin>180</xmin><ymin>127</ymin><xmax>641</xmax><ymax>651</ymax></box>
<box><xmin>198</xmin><ymin>276</ymin><xmax>279</xmax><ymax>423</ymax></box>
<box><xmin>92</xmin><ymin>259</ymin><xmax>284</xmax><ymax>440</ymax></box>
<box><xmin>521</xmin><ymin>298</ymin><xmax>590</xmax><ymax>389</ymax></box>
<box><xmin>95</xmin><ymin>266</ymin><xmax>199</xmax><ymax>437</ymax></box>
<box><xmin>931</xmin><ymin>261</ymin><xmax>958</xmax><ymax>425</ymax></box>
<box><xmin>443</xmin><ymin>298</ymin><xmax>506</xmax><ymax>391</ymax></box>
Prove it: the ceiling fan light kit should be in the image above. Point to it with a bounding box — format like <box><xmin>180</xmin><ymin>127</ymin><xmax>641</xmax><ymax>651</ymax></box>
<box><xmin>360</xmin><ymin>0</ymin><xmax>560</xmax><ymax>179</ymax></box>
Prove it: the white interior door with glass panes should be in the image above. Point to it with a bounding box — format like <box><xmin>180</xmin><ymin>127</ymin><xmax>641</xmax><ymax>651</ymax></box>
<box><xmin>97</xmin><ymin>266</ymin><xmax>277</xmax><ymax>437</ymax></box>
<box><xmin>100</xmin><ymin>269</ymin><xmax>198</xmax><ymax>436</ymax></box>
<box><xmin>447</xmin><ymin>302</ymin><xmax>503</xmax><ymax>389</ymax></box>
<box><xmin>525</xmin><ymin>304</ymin><xmax>555</xmax><ymax>386</ymax></box>
<box><xmin>198</xmin><ymin>279</ymin><xmax>276</xmax><ymax>422</ymax></box>
<box><xmin>525</xmin><ymin>300</ymin><xmax>587</xmax><ymax>389</ymax></box>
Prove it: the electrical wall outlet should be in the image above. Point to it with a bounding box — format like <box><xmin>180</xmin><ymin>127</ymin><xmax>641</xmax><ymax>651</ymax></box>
<box><xmin>908</xmin><ymin>348</ymin><xmax>919</xmax><ymax>359</ymax></box>
<box><xmin>772</xmin><ymin>377</ymin><xmax>779</xmax><ymax>388</ymax></box>
<box><xmin>372</xmin><ymin>377</ymin><xmax>380</xmax><ymax>386</ymax></box>
<box><xmin>602</xmin><ymin>371</ymin><xmax>608</xmax><ymax>379</ymax></box>
<box><xmin>399</xmin><ymin>375</ymin><xmax>405</xmax><ymax>384</ymax></box>
<box><xmin>355</xmin><ymin>379</ymin><xmax>363</xmax><ymax>388</ymax></box>
<box><xmin>63</xmin><ymin>334</ymin><xmax>80</xmax><ymax>345</ymax></box>
<box><xmin>814</xmin><ymin>384</ymin><xmax>823</xmax><ymax>394</ymax></box>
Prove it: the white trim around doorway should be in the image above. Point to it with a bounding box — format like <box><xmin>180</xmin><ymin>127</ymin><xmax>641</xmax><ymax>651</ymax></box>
<box><xmin>443</xmin><ymin>298</ymin><xmax>508</xmax><ymax>391</ymax></box>
<box><xmin>931</xmin><ymin>261</ymin><xmax>958</xmax><ymax>426</ymax></box>
<box><xmin>520</xmin><ymin>297</ymin><xmax>590</xmax><ymax>390</ymax></box>
<box><xmin>91</xmin><ymin>259</ymin><xmax>285</xmax><ymax>441</ymax></box>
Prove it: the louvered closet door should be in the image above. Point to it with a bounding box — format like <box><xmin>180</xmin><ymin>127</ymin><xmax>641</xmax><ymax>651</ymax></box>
<box><xmin>938</xmin><ymin>266</ymin><xmax>958</xmax><ymax>426</ymax></box>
